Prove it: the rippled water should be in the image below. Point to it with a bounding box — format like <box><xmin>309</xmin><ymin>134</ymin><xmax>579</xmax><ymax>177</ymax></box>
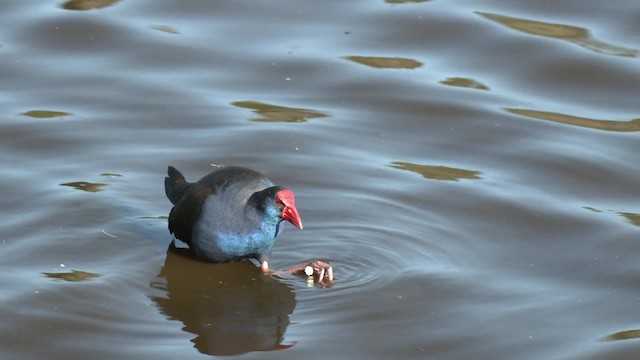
<box><xmin>2</xmin><ymin>1</ymin><xmax>640</xmax><ymax>359</ymax></box>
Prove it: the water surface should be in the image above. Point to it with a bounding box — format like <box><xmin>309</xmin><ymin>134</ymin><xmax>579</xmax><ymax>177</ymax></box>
<box><xmin>2</xmin><ymin>1</ymin><xmax>640</xmax><ymax>359</ymax></box>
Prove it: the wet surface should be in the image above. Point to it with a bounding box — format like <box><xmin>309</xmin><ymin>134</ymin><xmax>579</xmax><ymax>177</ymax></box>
<box><xmin>1</xmin><ymin>1</ymin><xmax>640</xmax><ymax>359</ymax></box>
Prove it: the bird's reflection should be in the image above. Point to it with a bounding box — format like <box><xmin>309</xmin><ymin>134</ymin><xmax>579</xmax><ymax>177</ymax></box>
<box><xmin>149</xmin><ymin>243</ymin><xmax>296</xmax><ymax>356</ymax></box>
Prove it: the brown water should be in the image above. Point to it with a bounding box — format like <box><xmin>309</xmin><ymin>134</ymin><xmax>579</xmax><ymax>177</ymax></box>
<box><xmin>2</xmin><ymin>1</ymin><xmax>640</xmax><ymax>359</ymax></box>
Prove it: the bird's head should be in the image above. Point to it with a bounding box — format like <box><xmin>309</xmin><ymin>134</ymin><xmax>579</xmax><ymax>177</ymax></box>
<box><xmin>274</xmin><ymin>189</ymin><xmax>303</xmax><ymax>230</ymax></box>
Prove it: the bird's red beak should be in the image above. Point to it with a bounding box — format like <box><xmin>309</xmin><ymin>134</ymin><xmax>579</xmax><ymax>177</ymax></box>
<box><xmin>277</xmin><ymin>189</ymin><xmax>303</xmax><ymax>230</ymax></box>
<box><xmin>283</xmin><ymin>205</ymin><xmax>303</xmax><ymax>229</ymax></box>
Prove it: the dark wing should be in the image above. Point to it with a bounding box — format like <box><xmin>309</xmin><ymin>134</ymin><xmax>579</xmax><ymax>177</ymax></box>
<box><xmin>168</xmin><ymin>182</ymin><xmax>214</xmax><ymax>246</ymax></box>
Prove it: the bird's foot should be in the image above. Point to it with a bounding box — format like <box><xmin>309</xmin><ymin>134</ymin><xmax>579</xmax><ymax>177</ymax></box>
<box><xmin>285</xmin><ymin>260</ymin><xmax>334</xmax><ymax>285</ymax></box>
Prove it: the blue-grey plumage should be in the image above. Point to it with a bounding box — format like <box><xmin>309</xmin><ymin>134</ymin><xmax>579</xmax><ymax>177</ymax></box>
<box><xmin>164</xmin><ymin>165</ymin><xmax>302</xmax><ymax>267</ymax></box>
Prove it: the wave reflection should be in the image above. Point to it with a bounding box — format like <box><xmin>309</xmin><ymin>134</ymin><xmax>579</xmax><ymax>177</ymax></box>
<box><xmin>343</xmin><ymin>56</ymin><xmax>423</xmax><ymax>69</ymax></box>
<box><xmin>478</xmin><ymin>12</ymin><xmax>639</xmax><ymax>58</ymax></box>
<box><xmin>232</xmin><ymin>101</ymin><xmax>329</xmax><ymax>123</ymax></box>
<box><xmin>439</xmin><ymin>77</ymin><xmax>489</xmax><ymax>91</ymax></box>
<box><xmin>60</xmin><ymin>0</ymin><xmax>120</xmax><ymax>11</ymax></box>
<box><xmin>389</xmin><ymin>161</ymin><xmax>482</xmax><ymax>181</ymax></box>
<box><xmin>506</xmin><ymin>108</ymin><xmax>640</xmax><ymax>132</ymax></box>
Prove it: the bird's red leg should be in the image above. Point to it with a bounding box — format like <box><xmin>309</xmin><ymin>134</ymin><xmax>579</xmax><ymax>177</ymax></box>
<box><xmin>260</xmin><ymin>259</ymin><xmax>333</xmax><ymax>284</ymax></box>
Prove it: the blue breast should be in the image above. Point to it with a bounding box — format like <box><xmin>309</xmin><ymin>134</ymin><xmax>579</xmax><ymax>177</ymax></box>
<box><xmin>190</xmin><ymin>191</ymin><xmax>284</xmax><ymax>263</ymax></box>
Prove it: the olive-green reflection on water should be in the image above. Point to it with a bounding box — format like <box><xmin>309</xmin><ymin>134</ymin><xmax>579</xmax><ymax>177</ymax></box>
<box><xmin>21</xmin><ymin>110</ymin><xmax>72</xmax><ymax>118</ymax></box>
<box><xmin>151</xmin><ymin>25</ymin><xmax>180</xmax><ymax>34</ymax></box>
<box><xmin>386</xmin><ymin>0</ymin><xmax>432</xmax><ymax>3</ymax></box>
<box><xmin>100</xmin><ymin>173</ymin><xmax>122</xmax><ymax>178</ymax></box>
<box><xmin>343</xmin><ymin>56</ymin><xmax>423</xmax><ymax>69</ymax></box>
<box><xmin>60</xmin><ymin>181</ymin><xmax>108</xmax><ymax>192</ymax></box>
<box><xmin>506</xmin><ymin>108</ymin><xmax>640</xmax><ymax>132</ymax></box>
<box><xmin>42</xmin><ymin>270</ymin><xmax>101</xmax><ymax>282</ymax></box>
<box><xmin>605</xmin><ymin>329</ymin><xmax>640</xmax><ymax>341</ymax></box>
<box><xmin>619</xmin><ymin>212</ymin><xmax>640</xmax><ymax>227</ymax></box>
<box><xmin>440</xmin><ymin>77</ymin><xmax>489</xmax><ymax>90</ymax></box>
<box><xmin>149</xmin><ymin>244</ymin><xmax>296</xmax><ymax>356</ymax></box>
<box><xmin>232</xmin><ymin>101</ymin><xmax>329</xmax><ymax>123</ymax></box>
<box><xmin>477</xmin><ymin>12</ymin><xmax>639</xmax><ymax>58</ymax></box>
<box><xmin>60</xmin><ymin>0</ymin><xmax>120</xmax><ymax>11</ymax></box>
<box><xmin>389</xmin><ymin>162</ymin><xmax>481</xmax><ymax>181</ymax></box>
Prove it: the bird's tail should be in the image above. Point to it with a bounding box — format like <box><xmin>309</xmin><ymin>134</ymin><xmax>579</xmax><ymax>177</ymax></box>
<box><xmin>165</xmin><ymin>166</ymin><xmax>191</xmax><ymax>205</ymax></box>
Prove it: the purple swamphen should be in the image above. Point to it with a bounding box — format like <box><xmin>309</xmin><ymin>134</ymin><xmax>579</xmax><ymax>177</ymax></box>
<box><xmin>164</xmin><ymin>165</ymin><xmax>332</xmax><ymax>283</ymax></box>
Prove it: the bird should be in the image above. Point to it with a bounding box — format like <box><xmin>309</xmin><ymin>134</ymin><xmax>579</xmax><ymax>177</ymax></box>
<box><xmin>164</xmin><ymin>165</ymin><xmax>332</xmax><ymax>283</ymax></box>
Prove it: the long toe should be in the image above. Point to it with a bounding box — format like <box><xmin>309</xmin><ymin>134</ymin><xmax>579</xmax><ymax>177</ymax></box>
<box><xmin>284</xmin><ymin>260</ymin><xmax>334</xmax><ymax>284</ymax></box>
<box><xmin>311</xmin><ymin>260</ymin><xmax>333</xmax><ymax>283</ymax></box>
